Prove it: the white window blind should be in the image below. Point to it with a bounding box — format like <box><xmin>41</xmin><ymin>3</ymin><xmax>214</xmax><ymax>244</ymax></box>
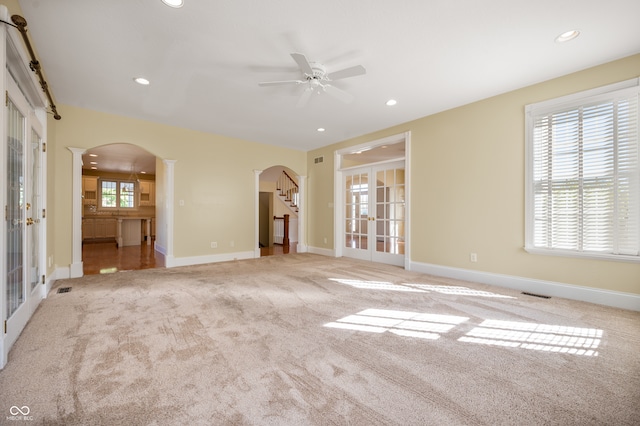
<box><xmin>526</xmin><ymin>80</ymin><xmax>639</xmax><ymax>261</ymax></box>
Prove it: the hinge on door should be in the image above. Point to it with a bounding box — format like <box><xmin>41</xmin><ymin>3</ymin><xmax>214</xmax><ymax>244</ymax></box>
<box><xmin>42</xmin><ymin>208</ymin><xmax>46</xmax><ymax>219</ymax></box>
<box><xmin>3</xmin><ymin>320</ymin><xmax>6</xmax><ymax>334</ymax></box>
<box><xmin>42</xmin><ymin>275</ymin><xmax>45</xmax><ymax>285</ymax></box>
<box><xmin>4</xmin><ymin>205</ymin><xmax>7</xmax><ymax>221</ymax></box>
<box><xmin>42</xmin><ymin>142</ymin><xmax>46</xmax><ymax>152</ymax></box>
<box><xmin>5</xmin><ymin>91</ymin><xmax>8</xmax><ymax>107</ymax></box>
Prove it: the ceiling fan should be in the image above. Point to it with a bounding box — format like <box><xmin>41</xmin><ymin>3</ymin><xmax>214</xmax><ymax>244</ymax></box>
<box><xmin>258</xmin><ymin>53</ymin><xmax>366</xmax><ymax>107</ymax></box>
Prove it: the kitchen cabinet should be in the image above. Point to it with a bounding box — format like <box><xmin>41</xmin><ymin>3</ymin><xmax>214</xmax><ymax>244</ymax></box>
<box><xmin>82</xmin><ymin>218</ymin><xmax>95</xmax><ymax>239</ymax></box>
<box><xmin>82</xmin><ymin>176</ymin><xmax>99</xmax><ymax>205</ymax></box>
<box><xmin>82</xmin><ymin>217</ymin><xmax>117</xmax><ymax>240</ymax></box>
<box><xmin>139</xmin><ymin>180</ymin><xmax>155</xmax><ymax>206</ymax></box>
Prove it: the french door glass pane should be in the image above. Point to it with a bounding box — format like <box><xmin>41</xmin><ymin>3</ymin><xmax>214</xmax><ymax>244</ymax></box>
<box><xmin>7</xmin><ymin>100</ymin><xmax>25</xmax><ymax>318</ymax></box>
<box><xmin>30</xmin><ymin>128</ymin><xmax>41</xmax><ymax>291</ymax></box>
<box><xmin>375</xmin><ymin>167</ymin><xmax>405</xmax><ymax>254</ymax></box>
<box><xmin>345</xmin><ymin>173</ymin><xmax>368</xmax><ymax>249</ymax></box>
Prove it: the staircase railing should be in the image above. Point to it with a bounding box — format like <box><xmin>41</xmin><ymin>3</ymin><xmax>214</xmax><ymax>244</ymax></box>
<box><xmin>277</xmin><ymin>170</ymin><xmax>299</xmax><ymax>212</ymax></box>
<box><xmin>274</xmin><ymin>214</ymin><xmax>290</xmax><ymax>248</ymax></box>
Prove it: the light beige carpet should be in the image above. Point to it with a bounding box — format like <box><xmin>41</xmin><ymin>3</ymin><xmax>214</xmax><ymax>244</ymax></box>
<box><xmin>1</xmin><ymin>254</ymin><xmax>638</xmax><ymax>425</ymax></box>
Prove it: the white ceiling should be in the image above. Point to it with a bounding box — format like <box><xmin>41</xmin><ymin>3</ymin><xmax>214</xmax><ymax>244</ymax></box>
<box><xmin>82</xmin><ymin>144</ymin><xmax>156</xmax><ymax>175</ymax></box>
<box><xmin>17</xmin><ymin>0</ymin><xmax>640</xmax><ymax>157</ymax></box>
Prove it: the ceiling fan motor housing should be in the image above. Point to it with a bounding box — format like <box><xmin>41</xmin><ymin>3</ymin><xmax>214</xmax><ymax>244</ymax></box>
<box><xmin>308</xmin><ymin>62</ymin><xmax>327</xmax><ymax>80</ymax></box>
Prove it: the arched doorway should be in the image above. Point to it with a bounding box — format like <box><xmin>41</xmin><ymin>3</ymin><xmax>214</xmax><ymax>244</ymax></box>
<box><xmin>256</xmin><ymin>166</ymin><xmax>306</xmax><ymax>257</ymax></box>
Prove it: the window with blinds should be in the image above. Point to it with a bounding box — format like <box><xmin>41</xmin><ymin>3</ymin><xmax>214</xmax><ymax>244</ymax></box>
<box><xmin>525</xmin><ymin>79</ymin><xmax>639</xmax><ymax>262</ymax></box>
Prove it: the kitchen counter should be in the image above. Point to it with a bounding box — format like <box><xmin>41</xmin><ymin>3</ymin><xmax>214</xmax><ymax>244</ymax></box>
<box><xmin>82</xmin><ymin>214</ymin><xmax>154</xmax><ymax>247</ymax></box>
<box><xmin>117</xmin><ymin>217</ymin><xmax>153</xmax><ymax>247</ymax></box>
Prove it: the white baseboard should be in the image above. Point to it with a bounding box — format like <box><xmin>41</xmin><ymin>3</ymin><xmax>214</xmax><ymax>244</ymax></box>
<box><xmin>307</xmin><ymin>246</ymin><xmax>335</xmax><ymax>257</ymax></box>
<box><xmin>410</xmin><ymin>260</ymin><xmax>640</xmax><ymax>312</ymax></box>
<box><xmin>69</xmin><ymin>261</ymin><xmax>83</xmax><ymax>278</ymax></box>
<box><xmin>54</xmin><ymin>266</ymin><xmax>71</xmax><ymax>280</ymax></box>
<box><xmin>154</xmin><ymin>242</ymin><xmax>167</xmax><ymax>256</ymax></box>
<box><xmin>44</xmin><ymin>274</ymin><xmax>56</xmax><ymax>296</ymax></box>
<box><xmin>166</xmin><ymin>250</ymin><xmax>255</xmax><ymax>268</ymax></box>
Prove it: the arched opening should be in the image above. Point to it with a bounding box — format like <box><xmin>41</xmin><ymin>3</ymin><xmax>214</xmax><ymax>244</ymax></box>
<box><xmin>78</xmin><ymin>143</ymin><xmax>166</xmax><ymax>274</ymax></box>
<box><xmin>257</xmin><ymin>165</ymin><xmax>305</xmax><ymax>257</ymax></box>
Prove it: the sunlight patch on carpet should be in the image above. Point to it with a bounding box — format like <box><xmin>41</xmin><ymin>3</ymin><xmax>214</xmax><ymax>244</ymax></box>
<box><xmin>324</xmin><ymin>308</ymin><xmax>469</xmax><ymax>340</ymax></box>
<box><xmin>329</xmin><ymin>278</ymin><xmax>427</xmax><ymax>292</ymax></box>
<box><xmin>459</xmin><ymin>319</ymin><xmax>602</xmax><ymax>356</ymax></box>
<box><xmin>403</xmin><ymin>283</ymin><xmax>515</xmax><ymax>298</ymax></box>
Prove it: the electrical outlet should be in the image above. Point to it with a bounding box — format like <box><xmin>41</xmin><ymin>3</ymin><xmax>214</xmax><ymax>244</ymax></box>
<box><xmin>324</xmin><ymin>237</ymin><xmax>328</xmax><ymax>244</ymax></box>
<box><xmin>470</xmin><ymin>252</ymin><xmax>478</xmax><ymax>262</ymax></box>
<box><xmin>230</xmin><ymin>240</ymin><xmax>235</xmax><ymax>247</ymax></box>
<box><xmin>210</xmin><ymin>242</ymin><xmax>217</xmax><ymax>248</ymax></box>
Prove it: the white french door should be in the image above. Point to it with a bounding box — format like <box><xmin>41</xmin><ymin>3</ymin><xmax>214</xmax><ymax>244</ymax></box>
<box><xmin>4</xmin><ymin>75</ymin><xmax>44</xmax><ymax>349</ymax></box>
<box><xmin>343</xmin><ymin>161</ymin><xmax>406</xmax><ymax>266</ymax></box>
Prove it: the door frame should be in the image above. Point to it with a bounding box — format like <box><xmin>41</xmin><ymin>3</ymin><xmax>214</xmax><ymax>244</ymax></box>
<box><xmin>342</xmin><ymin>160</ymin><xmax>406</xmax><ymax>266</ymax></box>
<box><xmin>334</xmin><ymin>132</ymin><xmax>411</xmax><ymax>269</ymax></box>
<box><xmin>2</xmin><ymin>71</ymin><xmax>47</xmax><ymax>363</ymax></box>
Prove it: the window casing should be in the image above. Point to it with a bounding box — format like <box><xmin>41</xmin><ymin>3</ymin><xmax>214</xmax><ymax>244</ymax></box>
<box><xmin>100</xmin><ymin>180</ymin><xmax>136</xmax><ymax>209</ymax></box>
<box><xmin>525</xmin><ymin>79</ymin><xmax>639</xmax><ymax>262</ymax></box>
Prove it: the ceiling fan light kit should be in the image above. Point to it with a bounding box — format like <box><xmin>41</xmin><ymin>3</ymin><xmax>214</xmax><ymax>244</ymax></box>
<box><xmin>259</xmin><ymin>53</ymin><xmax>366</xmax><ymax>107</ymax></box>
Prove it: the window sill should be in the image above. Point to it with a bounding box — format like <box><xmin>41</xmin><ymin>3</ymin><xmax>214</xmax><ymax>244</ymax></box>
<box><xmin>525</xmin><ymin>247</ymin><xmax>640</xmax><ymax>263</ymax></box>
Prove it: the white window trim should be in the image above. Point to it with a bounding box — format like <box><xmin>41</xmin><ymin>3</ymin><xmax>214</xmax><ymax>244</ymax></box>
<box><xmin>99</xmin><ymin>178</ymin><xmax>138</xmax><ymax>210</ymax></box>
<box><xmin>524</xmin><ymin>77</ymin><xmax>640</xmax><ymax>263</ymax></box>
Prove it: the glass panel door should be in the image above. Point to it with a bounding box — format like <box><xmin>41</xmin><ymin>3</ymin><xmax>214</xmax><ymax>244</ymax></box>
<box><xmin>373</xmin><ymin>165</ymin><xmax>406</xmax><ymax>263</ymax></box>
<box><xmin>343</xmin><ymin>161</ymin><xmax>405</xmax><ymax>266</ymax></box>
<box><xmin>29</xmin><ymin>128</ymin><xmax>42</xmax><ymax>292</ymax></box>
<box><xmin>344</xmin><ymin>171</ymin><xmax>370</xmax><ymax>261</ymax></box>
<box><xmin>6</xmin><ymin>99</ymin><xmax>25</xmax><ymax>318</ymax></box>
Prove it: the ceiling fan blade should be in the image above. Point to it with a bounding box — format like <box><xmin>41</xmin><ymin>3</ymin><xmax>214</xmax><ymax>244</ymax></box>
<box><xmin>296</xmin><ymin>87</ymin><xmax>313</xmax><ymax>108</ymax></box>
<box><xmin>258</xmin><ymin>80</ymin><xmax>303</xmax><ymax>87</ymax></box>
<box><xmin>324</xmin><ymin>84</ymin><xmax>354</xmax><ymax>104</ymax></box>
<box><xmin>290</xmin><ymin>53</ymin><xmax>314</xmax><ymax>75</ymax></box>
<box><xmin>327</xmin><ymin>65</ymin><xmax>366</xmax><ymax>81</ymax></box>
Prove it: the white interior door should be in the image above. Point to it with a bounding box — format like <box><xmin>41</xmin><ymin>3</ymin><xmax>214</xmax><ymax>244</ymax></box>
<box><xmin>343</xmin><ymin>161</ymin><xmax>406</xmax><ymax>266</ymax></box>
<box><xmin>4</xmin><ymin>76</ymin><xmax>44</xmax><ymax>348</ymax></box>
<box><xmin>28</xmin><ymin>122</ymin><xmax>44</xmax><ymax>314</ymax></box>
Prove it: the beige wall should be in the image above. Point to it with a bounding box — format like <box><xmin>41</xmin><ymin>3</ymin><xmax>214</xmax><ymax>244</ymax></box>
<box><xmin>308</xmin><ymin>54</ymin><xmax>640</xmax><ymax>295</ymax></box>
<box><xmin>50</xmin><ymin>105</ymin><xmax>306</xmax><ymax>266</ymax></box>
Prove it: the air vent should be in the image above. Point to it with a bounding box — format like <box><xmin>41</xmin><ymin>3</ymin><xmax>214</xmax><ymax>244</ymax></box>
<box><xmin>314</xmin><ymin>156</ymin><xmax>324</xmax><ymax>164</ymax></box>
<box><xmin>57</xmin><ymin>287</ymin><xmax>72</xmax><ymax>294</ymax></box>
<box><xmin>521</xmin><ymin>291</ymin><xmax>551</xmax><ymax>299</ymax></box>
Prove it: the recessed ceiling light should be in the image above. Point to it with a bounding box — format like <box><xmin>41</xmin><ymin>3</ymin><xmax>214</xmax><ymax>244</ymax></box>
<box><xmin>386</xmin><ymin>99</ymin><xmax>397</xmax><ymax>106</ymax></box>
<box><xmin>89</xmin><ymin>154</ymin><xmax>98</xmax><ymax>157</ymax></box>
<box><xmin>140</xmin><ymin>171</ymin><xmax>146</xmax><ymax>174</ymax></box>
<box><xmin>317</xmin><ymin>128</ymin><xmax>325</xmax><ymax>132</ymax></box>
<box><xmin>555</xmin><ymin>30</ymin><xmax>580</xmax><ymax>43</ymax></box>
<box><xmin>134</xmin><ymin>77</ymin><xmax>150</xmax><ymax>85</ymax></box>
<box><xmin>90</xmin><ymin>167</ymin><xmax>97</xmax><ymax>170</ymax></box>
<box><xmin>162</xmin><ymin>0</ymin><xmax>184</xmax><ymax>8</ymax></box>
<box><xmin>90</xmin><ymin>161</ymin><xmax>97</xmax><ymax>165</ymax></box>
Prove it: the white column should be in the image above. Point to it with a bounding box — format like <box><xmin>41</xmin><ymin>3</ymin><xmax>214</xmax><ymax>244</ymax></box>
<box><xmin>164</xmin><ymin>160</ymin><xmax>177</xmax><ymax>266</ymax></box>
<box><xmin>68</xmin><ymin>147</ymin><xmax>86</xmax><ymax>277</ymax></box>
<box><xmin>146</xmin><ymin>218</ymin><xmax>151</xmax><ymax>246</ymax></box>
<box><xmin>296</xmin><ymin>175</ymin><xmax>308</xmax><ymax>253</ymax></box>
<box><xmin>116</xmin><ymin>218</ymin><xmax>123</xmax><ymax>247</ymax></box>
<box><xmin>254</xmin><ymin>169</ymin><xmax>262</xmax><ymax>258</ymax></box>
